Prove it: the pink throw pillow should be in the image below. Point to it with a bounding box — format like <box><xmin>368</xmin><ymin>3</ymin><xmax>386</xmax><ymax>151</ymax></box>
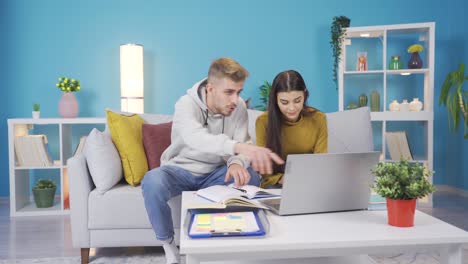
<box><xmin>142</xmin><ymin>122</ymin><xmax>172</xmax><ymax>170</ymax></box>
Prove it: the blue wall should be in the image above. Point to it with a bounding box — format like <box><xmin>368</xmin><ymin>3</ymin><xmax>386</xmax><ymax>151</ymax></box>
<box><xmin>1</xmin><ymin>0</ymin><xmax>467</xmax><ymax>197</ymax></box>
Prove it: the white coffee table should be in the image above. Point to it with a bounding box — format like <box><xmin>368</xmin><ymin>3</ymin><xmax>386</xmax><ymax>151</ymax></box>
<box><xmin>179</xmin><ymin>191</ymin><xmax>468</xmax><ymax>264</ymax></box>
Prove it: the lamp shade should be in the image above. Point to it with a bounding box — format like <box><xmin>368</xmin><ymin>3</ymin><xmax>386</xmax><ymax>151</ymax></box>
<box><xmin>120</xmin><ymin>44</ymin><xmax>144</xmax><ymax>113</ymax></box>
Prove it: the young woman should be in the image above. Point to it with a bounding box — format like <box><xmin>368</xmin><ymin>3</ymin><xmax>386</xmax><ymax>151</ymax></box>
<box><xmin>256</xmin><ymin>70</ymin><xmax>328</xmax><ymax>188</ymax></box>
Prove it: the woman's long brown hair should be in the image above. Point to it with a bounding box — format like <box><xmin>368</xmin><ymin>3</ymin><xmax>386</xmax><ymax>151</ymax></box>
<box><xmin>266</xmin><ymin>70</ymin><xmax>309</xmax><ymax>173</ymax></box>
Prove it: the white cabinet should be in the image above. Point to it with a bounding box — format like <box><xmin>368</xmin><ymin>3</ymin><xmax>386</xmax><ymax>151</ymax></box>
<box><xmin>7</xmin><ymin>118</ymin><xmax>105</xmax><ymax>217</ymax></box>
<box><xmin>338</xmin><ymin>22</ymin><xmax>435</xmax><ymax>204</ymax></box>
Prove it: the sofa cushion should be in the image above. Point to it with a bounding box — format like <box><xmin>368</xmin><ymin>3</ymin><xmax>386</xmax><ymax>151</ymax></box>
<box><xmin>104</xmin><ymin>109</ymin><xmax>173</xmax><ymax>132</ymax></box>
<box><xmin>247</xmin><ymin>109</ymin><xmax>264</xmax><ymax>144</ymax></box>
<box><xmin>142</xmin><ymin>122</ymin><xmax>172</xmax><ymax>170</ymax></box>
<box><xmin>83</xmin><ymin>128</ymin><xmax>122</xmax><ymax>194</ymax></box>
<box><xmin>106</xmin><ymin>110</ymin><xmax>147</xmax><ymax>186</ymax></box>
<box><xmin>139</xmin><ymin>113</ymin><xmax>173</xmax><ymax>124</ymax></box>
<box><xmin>88</xmin><ymin>184</ymin><xmax>181</xmax><ymax>229</ymax></box>
<box><xmin>326</xmin><ymin>107</ymin><xmax>374</xmax><ymax>153</ymax></box>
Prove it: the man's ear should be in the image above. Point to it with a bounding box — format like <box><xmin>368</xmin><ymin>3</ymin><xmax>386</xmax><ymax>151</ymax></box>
<box><xmin>206</xmin><ymin>82</ymin><xmax>213</xmax><ymax>93</ymax></box>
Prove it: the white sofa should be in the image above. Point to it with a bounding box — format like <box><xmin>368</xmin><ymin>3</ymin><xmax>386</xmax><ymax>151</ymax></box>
<box><xmin>69</xmin><ymin>107</ymin><xmax>373</xmax><ymax>263</ymax></box>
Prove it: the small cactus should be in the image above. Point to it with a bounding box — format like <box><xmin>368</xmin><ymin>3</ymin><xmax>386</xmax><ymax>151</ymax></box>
<box><xmin>33</xmin><ymin>179</ymin><xmax>56</xmax><ymax>190</ymax></box>
<box><xmin>33</xmin><ymin>103</ymin><xmax>40</xmax><ymax>111</ymax></box>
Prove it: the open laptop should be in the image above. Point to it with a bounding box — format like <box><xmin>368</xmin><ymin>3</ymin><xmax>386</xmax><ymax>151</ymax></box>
<box><xmin>259</xmin><ymin>152</ymin><xmax>380</xmax><ymax>216</ymax></box>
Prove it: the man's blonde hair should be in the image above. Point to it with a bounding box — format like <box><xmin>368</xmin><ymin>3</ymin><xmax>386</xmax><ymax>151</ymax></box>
<box><xmin>208</xmin><ymin>57</ymin><xmax>249</xmax><ymax>83</ymax></box>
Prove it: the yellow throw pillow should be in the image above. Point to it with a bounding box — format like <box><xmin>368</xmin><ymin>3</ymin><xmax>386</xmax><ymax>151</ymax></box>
<box><xmin>106</xmin><ymin>110</ymin><xmax>148</xmax><ymax>186</ymax></box>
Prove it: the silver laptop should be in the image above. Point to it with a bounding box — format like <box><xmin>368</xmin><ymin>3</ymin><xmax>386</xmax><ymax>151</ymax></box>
<box><xmin>260</xmin><ymin>152</ymin><xmax>380</xmax><ymax>216</ymax></box>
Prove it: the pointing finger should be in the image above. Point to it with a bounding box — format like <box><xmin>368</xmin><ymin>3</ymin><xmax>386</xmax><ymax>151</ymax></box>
<box><xmin>269</xmin><ymin>152</ymin><xmax>284</xmax><ymax>165</ymax></box>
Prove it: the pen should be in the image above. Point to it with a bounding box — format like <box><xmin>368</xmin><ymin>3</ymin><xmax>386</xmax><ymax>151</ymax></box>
<box><xmin>232</xmin><ymin>187</ymin><xmax>247</xmax><ymax>193</ymax></box>
<box><xmin>210</xmin><ymin>229</ymin><xmax>242</xmax><ymax>235</ymax></box>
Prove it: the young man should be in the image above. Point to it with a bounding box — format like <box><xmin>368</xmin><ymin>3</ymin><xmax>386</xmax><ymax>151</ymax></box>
<box><xmin>141</xmin><ymin>57</ymin><xmax>283</xmax><ymax>264</ymax></box>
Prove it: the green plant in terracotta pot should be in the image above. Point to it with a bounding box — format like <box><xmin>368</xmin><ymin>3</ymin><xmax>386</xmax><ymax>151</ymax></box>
<box><xmin>371</xmin><ymin>159</ymin><xmax>435</xmax><ymax>227</ymax></box>
<box><xmin>32</xmin><ymin>179</ymin><xmax>57</xmax><ymax>208</ymax></box>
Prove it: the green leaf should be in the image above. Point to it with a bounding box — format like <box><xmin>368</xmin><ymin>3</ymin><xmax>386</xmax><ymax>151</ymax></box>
<box><xmin>439</xmin><ymin>64</ymin><xmax>468</xmax><ymax>137</ymax></box>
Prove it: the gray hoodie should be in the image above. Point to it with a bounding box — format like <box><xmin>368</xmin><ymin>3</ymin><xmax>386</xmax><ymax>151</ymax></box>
<box><xmin>160</xmin><ymin>78</ymin><xmax>249</xmax><ymax>175</ymax></box>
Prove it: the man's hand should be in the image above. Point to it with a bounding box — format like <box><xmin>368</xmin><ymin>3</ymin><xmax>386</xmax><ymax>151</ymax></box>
<box><xmin>225</xmin><ymin>164</ymin><xmax>251</xmax><ymax>187</ymax></box>
<box><xmin>234</xmin><ymin>143</ymin><xmax>284</xmax><ymax>174</ymax></box>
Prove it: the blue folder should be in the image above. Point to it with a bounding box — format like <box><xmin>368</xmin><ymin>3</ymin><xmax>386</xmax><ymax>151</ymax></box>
<box><xmin>186</xmin><ymin>208</ymin><xmax>268</xmax><ymax>239</ymax></box>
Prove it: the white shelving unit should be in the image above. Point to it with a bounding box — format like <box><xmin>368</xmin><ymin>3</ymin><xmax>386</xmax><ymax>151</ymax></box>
<box><xmin>7</xmin><ymin>118</ymin><xmax>105</xmax><ymax>217</ymax></box>
<box><xmin>338</xmin><ymin>22</ymin><xmax>435</xmax><ymax>204</ymax></box>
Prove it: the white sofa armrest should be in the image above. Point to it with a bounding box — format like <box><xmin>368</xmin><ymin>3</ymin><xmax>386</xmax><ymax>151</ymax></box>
<box><xmin>68</xmin><ymin>154</ymin><xmax>93</xmax><ymax>248</ymax></box>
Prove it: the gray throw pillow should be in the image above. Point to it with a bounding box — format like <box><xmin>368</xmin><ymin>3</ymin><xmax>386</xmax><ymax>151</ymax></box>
<box><xmin>83</xmin><ymin>128</ymin><xmax>123</xmax><ymax>194</ymax></box>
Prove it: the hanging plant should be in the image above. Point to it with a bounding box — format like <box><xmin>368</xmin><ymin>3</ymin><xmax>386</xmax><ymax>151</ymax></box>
<box><xmin>330</xmin><ymin>16</ymin><xmax>351</xmax><ymax>90</ymax></box>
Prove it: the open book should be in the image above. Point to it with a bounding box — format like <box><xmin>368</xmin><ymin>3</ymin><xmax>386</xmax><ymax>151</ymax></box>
<box><xmin>191</xmin><ymin>185</ymin><xmax>280</xmax><ymax>210</ymax></box>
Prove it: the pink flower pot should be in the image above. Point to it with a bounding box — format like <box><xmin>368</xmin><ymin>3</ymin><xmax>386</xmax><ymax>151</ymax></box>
<box><xmin>58</xmin><ymin>92</ymin><xmax>79</xmax><ymax>118</ymax></box>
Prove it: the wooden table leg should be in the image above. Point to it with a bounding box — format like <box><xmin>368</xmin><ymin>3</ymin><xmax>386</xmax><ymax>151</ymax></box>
<box><xmin>81</xmin><ymin>248</ymin><xmax>90</xmax><ymax>264</ymax></box>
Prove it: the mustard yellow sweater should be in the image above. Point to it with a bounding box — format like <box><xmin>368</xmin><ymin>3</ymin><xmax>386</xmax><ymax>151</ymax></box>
<box><xmin>255</xmin><ymin>107</ymin><xmax>328</xmax><ymax>187</ymax></box>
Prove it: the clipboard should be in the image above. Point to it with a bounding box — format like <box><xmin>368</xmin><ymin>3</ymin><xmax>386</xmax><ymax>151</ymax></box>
<box><xmin>186</xmin><ymin>208</ymin><xmax>268</xmax><ymax>238</ymax></box>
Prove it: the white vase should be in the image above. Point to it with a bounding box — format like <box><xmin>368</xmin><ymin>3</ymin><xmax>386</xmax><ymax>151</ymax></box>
<box><xmin>32</xmin><ymin>111</ymin><xmax>40</xmax><ymax>119</ymax></box>
<box><xmin>400</xmin><ymin>99</ymin><xmax>409</xmax><ymax>112</ymax></box>
<box><xmin>409</xmin><ymin>98</ymin><xmax>423</xmax><ymax>111</ymax></box>
<box><xmin>389</xmin><ymin>100</ymin><xmax>400</xmax><ymax>112</ymax></box>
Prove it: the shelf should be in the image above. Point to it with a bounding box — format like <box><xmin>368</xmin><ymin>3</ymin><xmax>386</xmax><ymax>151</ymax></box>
<box><xmin>344</xmin><ymin>70</ymin><xmax>384</xmax><ymax>75</ymax></box>
<box><xmin>12</xmin><ymin>201</ymin><xmax>68</xmax><ymax>217</ymax></box>
<box><xmin>15</xmin><ymin>165</ymin><xmax>62</xmax><ymax>170</ymax></box>
<box><xmin>371</xmin><ymin>111</ymin><xmax>433</xmax><ymax>121</ymax></box>
<box><xmin>7</xmin><ymin>117</ymin><xmax>106</xmax><ymax>125</ymax></box>
<box><xmin>8</xmin><ymin>118</ymin><xmax>106</xmax><ymax>217</ymax></box>
<box><xmin>339</xmin><ymin>22</ymin><xmax>435</xmax><ymax>206</ymax></box>
<box><xmin>386</xmin><ymin>69</ymin><xmax>429</xmax><ymax>75</ymax></box>
<box><xmin>14</xmin><ymin>160</ymin><xmax>62</xmax><ymax>170</ymax></box>
<box><xmin>346</xmin><ymin>22</ymin><xmax>432</xmax><ymax>36</ymax></box>
<box><xmin>345</xmin><ymin>28</ymin><xmax>384</xmax><ymax>38</ymax></box>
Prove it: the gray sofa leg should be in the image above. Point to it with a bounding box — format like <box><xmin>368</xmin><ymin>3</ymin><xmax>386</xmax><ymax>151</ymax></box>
<box><xmin>81</xmin><ymin>248</ymin><xmax>90</xmax><ymax>264</ymax></box>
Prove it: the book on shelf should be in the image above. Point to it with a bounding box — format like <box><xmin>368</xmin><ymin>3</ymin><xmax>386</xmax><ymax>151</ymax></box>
<box><xmin>14</xmin><ymin>135</ymin><xmax>53</xmax><ymax>167</ymax></box>
<box><xmin>189</xmin><ymin>185</ymin><xmax>279</xmax><ymax>210</ymax></box>
<box><xmin>73</xmin><ymin>136</ymin><xmax>87</xmax><ymax>156</ymax></box>
<box><xmin>385</xmin><ymin>131</ymin><xmax>413</xmax><ymax>161</ymax></box>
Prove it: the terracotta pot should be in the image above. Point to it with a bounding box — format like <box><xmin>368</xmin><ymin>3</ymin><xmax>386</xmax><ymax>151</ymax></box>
<box><xmin>58</xmin><ymin>92</ymin><xmax>79</xmax><ymax>118</ymax></box>
<box><xmin>386</xmin><ymin>198</ymin><xmax>416</xmax><ymax>227</ymax></box>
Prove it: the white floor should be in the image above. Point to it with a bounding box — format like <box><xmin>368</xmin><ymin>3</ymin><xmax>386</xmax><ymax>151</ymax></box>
<box><xmin>0</xmin><ymin>190</ymin><xmax>467</xmax><ymax>262</ymax></box>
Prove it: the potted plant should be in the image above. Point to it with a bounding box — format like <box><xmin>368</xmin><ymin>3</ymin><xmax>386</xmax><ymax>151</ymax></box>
<box><xmin>439</xmin><ymin>64</ymin><xmax>467</xmax><ymax>138</ymax></box>
<box><xmin>56</xmin><ymin>77</ymin><xmax>81</xmax><ymax>118</ymax></box>
<box><xmin>372</xmin><ymin>159</ymin><xmax>435</xmax><ymax>227</ymax></box>
<box><xmin>32</xmin><ymin>103</ymin><xmax>40</xmax><ymax>119</ymax></box>
<box><xmin>32</xmin><ymin>179</ymin><xmax>57</xmax><ymax>208</ymax></box>
<box><xmin>255</xmin><ymin>81</ymin><xmax>272</xmax><ymax>111</ymax></box>
<box><xmin>330</xmin><ymin>16</ymin><xmax>351</xmax><ymax>90</ymax></box>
